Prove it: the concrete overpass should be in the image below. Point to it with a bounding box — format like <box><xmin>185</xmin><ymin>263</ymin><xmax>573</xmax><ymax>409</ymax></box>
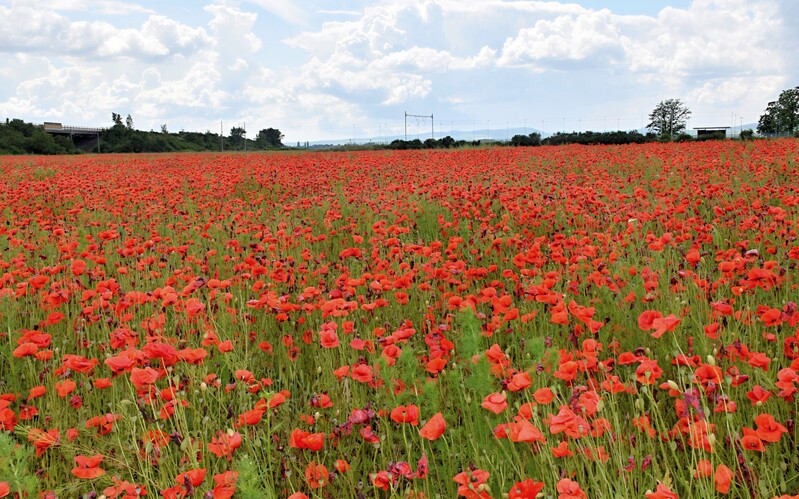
<box><xmin>42</xmin><ymin>122</ymin><xmax>106</xmax><ymax>152</ymax></box>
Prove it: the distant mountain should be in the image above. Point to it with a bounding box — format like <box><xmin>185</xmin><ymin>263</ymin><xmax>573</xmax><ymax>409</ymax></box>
<box><xmin>306</xmin><ymin>127</ymin><xmax>549</xmax><ymax>147</ymax></box>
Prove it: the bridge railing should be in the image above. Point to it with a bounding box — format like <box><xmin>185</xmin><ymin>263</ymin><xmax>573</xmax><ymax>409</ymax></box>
<box><xmin>43</xmin><ymin>124</ymin><xmax>106</xmax><ymax>132</ymax></box>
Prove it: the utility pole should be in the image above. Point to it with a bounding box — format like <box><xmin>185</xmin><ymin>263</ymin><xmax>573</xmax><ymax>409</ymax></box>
<box><xmin>405</xmin><ymin>111</ymin><xmax>433</xmax><ymax>140</ymax></box>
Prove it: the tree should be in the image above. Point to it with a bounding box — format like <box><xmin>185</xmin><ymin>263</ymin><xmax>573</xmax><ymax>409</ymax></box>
<box><xmin>647</xmin><ymin>99</ymin><xmax>691</xmax><ymax>139</ymax></box>
<box><xmin>256</xmin><ymin>128</ymin><xmax>284</xmax><ymax>148</ymax></box>
<box><xmin>511</xmin><ymin>132</ymin><xmax>541</xmax><ymax>146</ymax></box>
<box><xmin>229</xmin><ymin>126</ymin><xmax>246</xmax><ymax>149</ymax></box>
<box><xmin>757</xmin><ymin>87</ymin><xmax>799</xmax><ymax>136</ymax></box>
<box><xmin>111</xmin><ymin>113</ymin><xmax>123</xmax><ymax>127</ymax></box>
<box><xmin>125</xmin><ymin>114</ymin><xmax>134</xmax><ymax>130</ymax></box>
<box><xmin>161</xmin><ymin>124</ymin><xmax>169</xmax><ymax>134</ymax></box>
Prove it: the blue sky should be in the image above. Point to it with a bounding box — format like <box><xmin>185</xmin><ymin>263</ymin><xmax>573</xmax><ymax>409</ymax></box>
<box><xmin>0</xmin><ymin>0</ymin><xmax>795</xmax><ymax>142</ymax></box>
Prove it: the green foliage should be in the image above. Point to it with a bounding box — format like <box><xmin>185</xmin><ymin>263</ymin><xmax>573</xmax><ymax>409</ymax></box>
<box><xmin>542</xmin><ymin>130</ymin><xmax>648</xmax><ymax>146</ymax></box>
<box><xmin>454</xmin><ymin>310</ymin><xmax>495</xmax><ymax>394</ymax></box>
<box><xmin>233</xmin><ymin>453</ymin><xmax>274</xmax><ymax>497</ymax></box>
<box><xmin>0</xmin><ymin>119</ymin><xmax>80</xmax><ymax>155</ymax></box>
<box><xmin>757</xmin><ymin>87</ymin><xmax>799</xmax><ymax>136</ymax></box>
<box><xmin>229</xmin><ymin>126</ymin><xmax>246</xmax><ymax>150</ymax></box>
<box><xmin>256</xmin><ymin>128</ymin><xmax>284</xmax><ymax>148</ymax></box>
<box><xmin>695</xmin><ymin>131</ymin><xmax>726</xmax><ymax>141</ymax></box>
<box><xmin>526</xmin><ymin>336</ymin><xmax>545</xmax><ymax>362</ymax></box>
<box><xmin>647</xmin><ymin>98</ymin><xmax>692</xmax><ymax>139</ymax></box>
<box><xmin>455</xmin><ymin>309</ymin><xmax>484</xmax><ymax>361</ymax></box>
<box><xmin>388</xmin><ymin>136</ymin><xmax>464</xmax><ymax>149</ymax></box>
<box><xmin>511</xmin><ymin>132</ymin><xmax>541</xmax><ymax>146</ymax></box>
<box><xmin>0</xmin><ymin>115</ymin><xmax>286</xmax><ymax>155</ymax></box>
<box><xmin>0</xmin><ymin>432</ymin><xmax>38</xmax><ymax>496</ymax></box>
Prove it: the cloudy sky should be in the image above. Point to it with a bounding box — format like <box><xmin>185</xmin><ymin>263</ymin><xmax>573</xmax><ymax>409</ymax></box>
<box><xmin>0</xmin><ymin>0</ymin><xmax>795</xmax><ymax>142</ymax></box>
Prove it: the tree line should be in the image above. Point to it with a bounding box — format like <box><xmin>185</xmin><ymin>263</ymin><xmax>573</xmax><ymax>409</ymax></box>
<box><xmin>0</xmin><ymin>119</ymin><xmax>81</xmax><ymax>155</ymax></box>
<box><xmin>757</xmin><ymin>87</ymin><xmax>799</xmax><ymax>136</ymax></box>
<box><xmin>2</xmin><ymin>89</ymin><xmax>797</xmax><ymax>155</ymax></box>
<box><xmin>100</xmin><ymin>113</ymin><xmax>284</xmax><ymax>153</ymax></box>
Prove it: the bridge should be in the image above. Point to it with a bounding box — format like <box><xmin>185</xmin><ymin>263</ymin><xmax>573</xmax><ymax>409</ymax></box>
<box><xmin>42</xmin><ymin>122</ymin><xmax>106</xmax><ymax>152</ymax></box>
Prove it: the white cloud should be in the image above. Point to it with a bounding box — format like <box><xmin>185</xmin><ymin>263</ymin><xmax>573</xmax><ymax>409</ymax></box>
<box><xmin>687</xmin><ymin>76</ymin><xmax>785</xmax><ymax>106</ymax></box>
<box><xmin>497</xmin><ymin>9</ymin><xmax>622</xmax><ymax>67</ymax></box>
<box><xmin>0</xmin><ymin>5</ymin><xmax>213</xmax><ymax>59</ymax></box>
<box><xmin>0</xmin><ymin>0</ymin><xmax>795</xmax><ymax>140</ymax></box>
<box><xmin>625</xmin><ymin>0</ymin><xmax>783</xmax><ymax>79</ymax></box>
<box><xmin>370</xmin><ymin>45</ymin><xmax>496</xmax><ymax>72</ymax></box>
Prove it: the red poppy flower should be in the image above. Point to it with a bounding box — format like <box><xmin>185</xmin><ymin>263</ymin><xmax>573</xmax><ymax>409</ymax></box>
<box><xmin>508</xmin><ymin>479</ymin><xmax>545</xmax><ymax>499</ymax></box>
<box><xmin>71</xmin><ymin>454</ymin><xmax>106</xmax><ymax>479</ymax></box>
<box><xmin>289</xmin><ymin>428</ymin><xmax>325</xmax><ymax>451</ymax></box>
<box><xmin>714</xmin><ymin>464</ymin><xmax>733</xmax><ymax>493</ymax></box>
<box><xmin>390</xmin><ymin>404</ymin><xmax>420</xmax><ymax>425</ymax></box>
<box><xmin>305</xmin><ymin>461</ymin><xmax>329</xmax><ymax>489</ymax></box>
<box><xmin>212</xmin><ymin>471</ymin><xmax>238</xmax><ymax>499</ymax></box>
<box><xmin>754</xmin><ymin>413</ymin><xmax>788</xmax><ymax>442</ymax></box>
<box><xmin>175</xmin><ymin>468</ymin><xmax>206</xmax><ymax>487</ymax></box>
<box><xmin>645</xmin><ymin>483</ymin><xmax>678</xmax><ymax>499</ymax></box>
<box><xmin>419</xmin><ymin>412</ymin><xmax>446</xmax><ymax>441</ymax></box>
<box><xmin>208</xmin><ymin>431</ymin><xmax>242</xmax><ymax>460</ymax></box>
<box><xmin>556</xmin><ymin>478</ymin><xmax>587</xmax><ymax>499</ymax></box>
<box><xmin>453</xmin><ymin>469</ymin><xmax>490</xmax><ymax>498</ymax></box>
<box><xmin>482</xmin><ymin>392</ymin><xmax>508</xmax><ymax>414</ymax></box>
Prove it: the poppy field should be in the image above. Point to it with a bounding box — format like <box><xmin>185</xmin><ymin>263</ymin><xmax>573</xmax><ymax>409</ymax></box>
<box><xmin>2</xmin><ymin>140</ymin><xmax>799</xmax><ymax>498</ymax></box>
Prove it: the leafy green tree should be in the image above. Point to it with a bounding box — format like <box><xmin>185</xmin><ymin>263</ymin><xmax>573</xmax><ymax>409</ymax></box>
<box><xmin>229</xmin><ymin>126</ymin><xmax>246</xmax><ymax>149</ymax></box>
<box><xmin>256</xmin><ymin>128</ymin><xmax>284</xmax><ymax>148</ymax></box>
<box><xmin>757</xmin><ymin>87</ymin><xmax>799</xmax><ymax>135</ymax></box>
<box><xmin>647</xmin><ymin>99</ymin><xmax>691</xmax><ymax>139</ymax></box>
<box><xmin>511</xmin><ymin>132</ymin><xmax>541</xmax><ymax>146</ymax></box>
<box><xmin>125</xmin><ymin>114</ymin><xmax>134</xmax><ymax>130</ymax></box>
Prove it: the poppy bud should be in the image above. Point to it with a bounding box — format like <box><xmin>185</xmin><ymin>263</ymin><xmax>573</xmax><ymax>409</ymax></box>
<box><xmin>667</xmin><ymin>380</ymin><xmax>680</xmax><ymax>391</ymax></box>
<box><xmin>707</xmin><ymin>355</ymin><xmax>716</xmax><ymax>366</ymax></box>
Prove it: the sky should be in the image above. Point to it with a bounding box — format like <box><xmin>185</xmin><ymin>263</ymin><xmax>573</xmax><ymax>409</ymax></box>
<box><xmin>0</xmin><ymin>0</ymin><xmax>796</xmax><ymax>142</ymax></box>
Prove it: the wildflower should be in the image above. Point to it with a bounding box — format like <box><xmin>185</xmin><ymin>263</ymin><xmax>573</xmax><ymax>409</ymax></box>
<box><xmin>453</xmin><ymin>468</ymin><xmax>491</xmax><ymax>499</ymax></box>
<box><xmin>419</xmin><ymin>412</ymin><xmax>446</xmax><ymax>441</ymax></box>
<box><xmin>556</xmin><ymin>478</ymin><xmax>586</xmax><ymax>499</ymax></box>
<box><xmin>714</xmin><ymin>464</ymin><xmax>733</xmax><ymax>494</ymax></box>
<box><xmin>390</xmin><ymin>404</ymin><xmax>420</xmax><ymax>426</ymax></box>
<box><xmin>305</xmin><ymin>461</ymin><xmax>329</xmax><ymax>489</ymax></box>
<box><xmin>71</xmin><ymin>454</ymin><xmax>106</xmax><ymax>479</ymax></box>
<box><xmin>481</xmin><ymin>392</ymin><xmax>508</xmax><ymax>414</ymax></box>
<box><xmin>508</xmin><ymin>479</ymin><xmax>545</xmax><ymax>499</ymax></box>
